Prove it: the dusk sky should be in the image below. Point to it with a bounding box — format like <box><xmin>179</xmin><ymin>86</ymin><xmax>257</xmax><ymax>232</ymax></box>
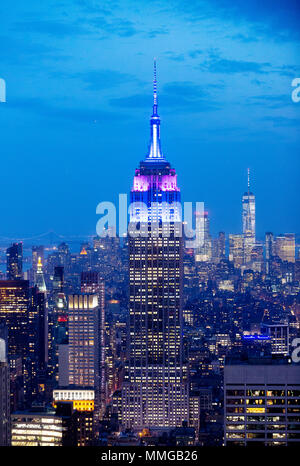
<box><xmin>0</xmin><ymin>0</ymin><xmax>299</xmax><ymax>239</ymax></box>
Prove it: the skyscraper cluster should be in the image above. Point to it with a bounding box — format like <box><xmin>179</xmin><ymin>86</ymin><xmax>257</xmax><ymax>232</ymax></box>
<box><xmin>0</xmin><ymin>66</ymin><xmax>299</xmax><ymax>447</ymax></box>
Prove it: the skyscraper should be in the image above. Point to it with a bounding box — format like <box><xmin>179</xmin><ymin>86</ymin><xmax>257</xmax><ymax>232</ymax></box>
<box><xmin>242</xmin><ymin>169</ymin><xmax>255</xmax><ymax>264</ymax></box>
<box><xmin>224</xmin><ymin>355</ymin><xmax>300</xmax><ymax>446</ymax></box>
<box><xmin>53</xmin><ymin>266</ymin><xmax>64</xmax><ymax>296</ymax></box>
<box><xmin>68</xmin><ymin>294</ymin><xmax>100</xmax><ymax>388</ymax></box>
<box><xmin>48</xmin><ymin>266</ymin><xmax>67</xmax><ymax>380</ymax></box>
<box><xmin>35</xmin><ymin>256</ymin><xmax>46</xmax><ymax>293</ymax></box>
<box><xmin>0</xmin><ymin>338</ymin><xmax>10</xmax><ymax>446</ymax></box>
<box><xmin>265</xmin><ymin>232</ymin><xmax>275</xmax><ymax>275</ymax></box>
<box><xmin>67</xmin><ymin>293</ymin><xmax>100</xmax><ymax>433</ymax></box>
<box><xmin>229</xmin><ymin>234</ymin><xmax>244</xmax><ymax>269</ymax></box>
<box><xmin>32</xmin><ymin>246</ymin><xmax>44</xmax><ymax>281</ymax></box>
<box><xmin>0</xmin><ymin>280</ymin><xmax>30</xmax><ymax>406</ymax></box>
<box><xmin>6</xmin><ymin>243</ymin><xmax>23</xmax><ymax>280</ymax></box>
<box><xmin>275</xmin><ymin>234</ymin><xmax>295</xmax><ymax>263</ymax></box>
<box><xmin>81</xmin><ymin>272</ymin><xmax>105</xmax><ymax>418</ymax></box>
<box><xmin>195</xmin><ymin>211</ymin><xmax>212</xmax><ymax>263</ymax></box>
<box><xmin>261</xmin><ymin>323</ymin><xmax>289</xmax><ymax>356</ymax></box>
<box><xmin>28</xmin><ymin>286</ymin><xmax>48</xmax><ymax>375</ymax></box>
<box><xmin>119</xmin><ymin>63</ymin><xmax>189</xmax><ymax>430</ymax></box>
<box><xmin>212</xmin><ymin>231</ymin><xmax>226</xmax><ymax>264</ymax></box>
<box><xmin>0</xmin><ymin>280</ymin><xmax>29</xmax><ymax>361</ymax></box>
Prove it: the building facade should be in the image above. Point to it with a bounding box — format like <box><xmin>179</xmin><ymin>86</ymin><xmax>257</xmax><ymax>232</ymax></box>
<box><xmin>229</xmin><ymin>234</ymin><xmax>244</xmax><ymax>269</ymax></box>
<box><xmin>81</xmin><ymin>271</ymin><xmax>106</xmax><ymax>417</ymax></box>
<box><xmin>68</xmin><ymin>294</ymin><xmax>100</xmax><ymax>388</ymax></box>
<box><xmin>11</xmin><ymin>412</ymin><xmax>64</xmax><ymax>446</ymax></box>
<box><xmin>0</xmin><ymin>280</ymin><xmax>29</xmax><ymax>363</ymax></box>
<box><xmin>275</xmin><ymin>234</ymin><xmax>295</xmax><ymax>263</ymax></box>
<box><xmin>224</xmin><ymin>357</ymin><xmax>300</xmax><ymax>445</ymax></box>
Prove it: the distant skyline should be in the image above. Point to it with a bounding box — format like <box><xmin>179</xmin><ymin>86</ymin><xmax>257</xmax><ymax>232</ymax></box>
<box><xmin>0</xmin><ymin>0</ymin><xmax>299</xmax><ymax>238</ymax></box>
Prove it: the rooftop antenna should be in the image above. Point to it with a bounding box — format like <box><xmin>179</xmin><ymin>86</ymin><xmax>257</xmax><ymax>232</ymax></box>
<box><xmin>153</xmin><ymin>58</ymin><xmax>158</xmax><ymax>113</ymax></box>
<box><xmin>247</xmin><ymin>167</ymin><xmax>250</xmax><ymax>195</ymax></box>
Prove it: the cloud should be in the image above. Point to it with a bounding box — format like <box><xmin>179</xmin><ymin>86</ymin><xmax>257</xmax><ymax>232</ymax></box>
<box><xmin>5</xmin><ymin>96</ymin><xmax>124</xmax><ymax>123</ymax></box>
<box><xmin>146</xmin><ymin>28</ymin><xmax>169</xmax><ymax>39</ymax></box>
<box><xmin>251</xmin><ymin>79</ymin><xmax>266</xmax><ymax>86</ymax></box>
<box><xmin>110</xmin><ymin>94</ymin><xmax>151</xmax><ymax>109</ymax></box>
<box><xmin>227</xmin><ymin>33</ymin><xmax>258</xmax><ymax>43</ymax></box>
<box><xmin>275</xmin><ymin>64</ymin><xmax>300</xmax><ymax>77</ymax></box>
<box><xmin>174</xmin><ymin>0</ymin><xmax>300</xmax><ymax>42</ymax></box>
<box><xmin>164</xmin><ymin>51</ymin><xmax>185</xmax><ymax>62</ymax></box>
<box><xmin>74</xmin><ymin>0</ymin><xmax>115</xmax><ymax>15</ymax></box>
<box><xmin>189</xmin><ymin>49</ymin><xmax>203</xmax><ymax>59</ymax></box>
<box><xmin>13</xmin><ymin>20</ymin><xmax>90</xmax><ymax>37</ymax></box>
<box><xmin>163</xmin><ymin>81</ymin><xmax>206</xmax><ymax>98</ymax></box>
<box><xmin>200</xmin><ymin>57</ymin><xmax>271</xmax><ymax>74</ymax></box>
<box><xmin>262</xmin><ymin>115</ymin><xmax>300</xmax><ymax>127</ymax></box>
<box><xmin>248</xmin><ymin>94</ymin><xmax>291</xmax><ymax>109</ymax></box>
<box><xmin>90</xmin><ymin>16</ymin><xmax>138</xmax><ymax>37</ymax></box>
<box><xmin>162</xmin><ymin>81</ymin><xmax>220</xmax><ymax>112</ymax></box>
<box><xmin>77</xmin><ymin>69</ymin><xmax>136</xmax><ymax>90</ymax></box>
<box><xmin>110</xmin><ymin>81</ymin><xmax>219</xmax><ymax>113</ymax></box>
<box><xmin>50</xmin><ymin>68</ymin><xmax>137</xmax><ymax>93</ymax></box>
<box><xmin>0</xmin><ymin>35</ymin><xmax>64</xmax><ymax>65</ymax></box>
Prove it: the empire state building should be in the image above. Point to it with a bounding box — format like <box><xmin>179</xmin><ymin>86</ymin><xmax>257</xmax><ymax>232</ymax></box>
<box><xmin>119</xmin><ymin>63</ymin><xmax>189</xmax><ymax>430</ymax></box>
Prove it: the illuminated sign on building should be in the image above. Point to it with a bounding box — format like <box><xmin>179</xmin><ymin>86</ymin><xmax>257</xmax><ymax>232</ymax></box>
<box><xmin>242</xmin><ymin>335</ymin><xmax>271</xmax><ymax>341</ymax></box>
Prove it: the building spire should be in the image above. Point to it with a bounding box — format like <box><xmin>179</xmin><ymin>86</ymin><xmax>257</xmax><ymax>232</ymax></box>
<box><xmin>153</xmin><ymin>59</ymin><xmax>158</xmax><ymax>113</ymax></box>
<box><xmin>36</xmin><ymin>256</ymin><xmax>46</xmax><ymax>293</ymax></box>
<box><xmin>247</xmin><ymin>167</ymin><xmax>250</xmax><ymax>194</ymax></box>
<box><xmin>146</xmin><ymin>59</ymin><xmax>164</xmax><ymax>161</ymax></box>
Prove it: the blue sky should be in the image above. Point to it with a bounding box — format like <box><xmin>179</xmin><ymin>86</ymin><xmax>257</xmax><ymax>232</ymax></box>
<box><xmin>0</xmin><ymin>0</ymin><xmax>299</xmax><ymax>239</ymax></box>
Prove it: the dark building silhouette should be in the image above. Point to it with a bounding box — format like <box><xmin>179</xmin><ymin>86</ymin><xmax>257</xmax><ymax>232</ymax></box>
<box><xmin>0</xmin><ymin>280</ymin><xmax>29</xmax><ymax>361</ymax></box>
<box><xmin>0</xmin><ymin>337</ymin><xmax>10</xmax><ymax>446</ymax></box>
<box><xmin>6</xmin><ymin>243</ymin><xmax>23</xmax><ymax>280</ymax></box>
